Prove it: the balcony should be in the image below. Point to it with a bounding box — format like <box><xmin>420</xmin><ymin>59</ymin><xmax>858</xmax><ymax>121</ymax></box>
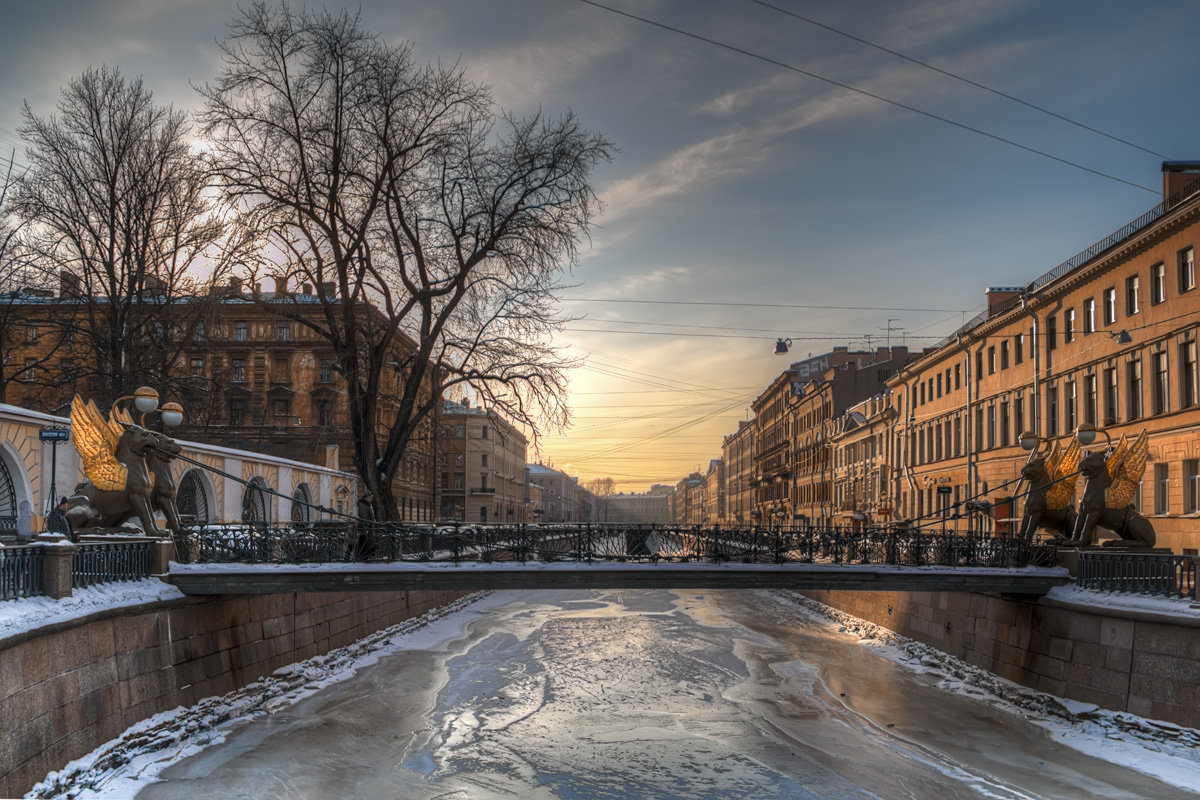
<box><xmin>469</xmin><ymin>487</ymin><xmax>496</xmax><ymax>495</ymax></box>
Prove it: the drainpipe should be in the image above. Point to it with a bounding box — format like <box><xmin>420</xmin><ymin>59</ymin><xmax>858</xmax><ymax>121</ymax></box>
<box><xmin>1021</xmin><ymin>291</ymin><xmax>1040</xmax><ymax>442</ymax></box>
<box><xmin>955</xmin><ymin>334</ymin><xmax>975</xmax><ymax>497</ymax></box>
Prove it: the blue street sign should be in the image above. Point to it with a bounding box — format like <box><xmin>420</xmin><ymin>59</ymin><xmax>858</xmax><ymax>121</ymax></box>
<box><xmin>39</xmin><ymin>426</ymin><xmax>70</xmax><ymax>442</ymax></box>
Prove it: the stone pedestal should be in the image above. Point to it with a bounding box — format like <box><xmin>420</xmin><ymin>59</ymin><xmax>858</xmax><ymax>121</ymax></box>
<box><xmin>152</xmin><ymin>539</ymin><xmax>174</xmax><ymax>576</ymax></box>
<box><xmin>37</xmin><ymin>533</ymin><xmax>76</xmax><ymax>600</ymax></box>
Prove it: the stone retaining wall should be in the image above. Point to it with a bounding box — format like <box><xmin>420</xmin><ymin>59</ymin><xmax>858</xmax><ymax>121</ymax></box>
<box><xmin>0</xmin><ymin>588</ymin><xmax>467</xmax><ymax>797</ymax></box>
<box><xmin>801</xmin><ymin>589</ymin><xmax>1200</xmax><ymax>731</ymax></box>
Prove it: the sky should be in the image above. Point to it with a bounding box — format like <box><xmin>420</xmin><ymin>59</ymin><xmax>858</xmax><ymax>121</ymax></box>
<box><xmin>3</xmin><ymin>0</ymin><xmax>1200</xmax><ymax>491</ymax></box>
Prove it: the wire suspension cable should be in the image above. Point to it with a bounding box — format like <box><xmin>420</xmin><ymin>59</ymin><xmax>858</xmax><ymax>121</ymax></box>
<box><xmin>575</xmin><ymin>0</ymin><xmax>1157</xmax><ymax>194</ymax></box>
<box><xmin>748</xmin><ymin>0</ymin><xmax>1168</xmax><ymax>160</ymax></box>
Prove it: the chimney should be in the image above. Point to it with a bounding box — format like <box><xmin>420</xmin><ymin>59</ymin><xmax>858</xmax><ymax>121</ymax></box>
<box><xmin>273</xmin><ymin>276</ymin><xmax>287</xmax><ymax>296</ymax></box>
<box><xmin>986</xmin><ymin>287</ymin><xmax>1022</xmax><ymax>318</ymax></box>
<box><xmin>317</xmin><ymin>281</ymin><xmax>336</xmax><ymax>299</ymax></box>
<box><xmin>59</xmin><ymin>270</ymin><xmax>82</xmax><ymax>298</ymax></box>
<box><xmin>1162</xmin><ymin>161</ymin><xmax>1200</xmax><ymax>206</ymax></box>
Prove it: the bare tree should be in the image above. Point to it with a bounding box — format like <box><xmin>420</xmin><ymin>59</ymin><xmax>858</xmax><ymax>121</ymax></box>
<box><xmin>584</xmin><ymin>476</ymin><xmax>617</xmax><ymax>522</ymax></box>
<box><xmin>200</xmin><ymin>3</ymin><xmax>612</xmax><ymax>518</ymax></box>
<box><xmin>11</xmin><ymin>66</ymin><xmax>243</xmax><ymax>409</ymax></box>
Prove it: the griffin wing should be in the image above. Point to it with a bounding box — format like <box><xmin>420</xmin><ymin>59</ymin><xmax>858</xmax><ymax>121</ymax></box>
<box><xmin>71</xmin><ymin>395</ymin><xmax>127</xmax><ymax>492</ymax></box>
<box><xmin>1047</xmin><ymin>438</ymin><xmax>1082</xmax><ymax>511</ymax></box>
<box><xmin>1106</xmin><ymin>431</ymin><xmax>1149</xmax><ymax>509</ymax></box>
<box><xmin>107</xmin><ymin>404</ymin><xmax>133</xmax><ymax>442</ymax></box>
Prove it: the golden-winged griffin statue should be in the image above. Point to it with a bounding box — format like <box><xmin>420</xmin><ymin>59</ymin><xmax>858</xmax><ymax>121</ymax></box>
<box><xmin>1070</xmin><ymin>431</ymin><xmax>1155</xmax><ymax>547</ymax></box>
<box><xmin>63</xmin><ymin>395</ymin><xmax>180</xmax><ymax>536</ymax></box>
<box><xmin>1016</xmin><ymin>439</ymin><xmax>1081</xmax><ymax>542</ymax></box>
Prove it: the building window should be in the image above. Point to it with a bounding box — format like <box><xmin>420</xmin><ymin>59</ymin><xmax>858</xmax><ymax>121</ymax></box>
<box><xmin>1080</xmin><ymin>298</ymin><xmax>1094</xmax><ymax>334</ymax></box>
<box><xmin>954</xmin><ymin>364</ymin><xmax>962</xmax><ymax>389</ymax></box>
<box><xmin>1151</xmin><ymin>262</ymin><xmax>1166</xmax><ymax>305</ymax></box>
<box><xmin>231</xmin><ymin>358</ymin><xmax>246</xmax><ymax>382</ymax></box>
<box><xmin>1102</xmin><ymin>288</ymin><xmax>1117</xmax><ymax>326</ymax></box>
<box><xmin>317</xmin><ymin>399</ymin><xmax>333</xmax><ymax>427</ymax></box>
<box><xmin>1154</xmin><ymin>463</ymin><xmax>1169</xmax><ymax>515</ymax></box>
<box><xmin>1083</xmin><ymin>374</ymin><xmax>1097</xmax><ymax>426</ymax></box>
<box><xmin>1064</xmin><ymin>381</ymin><xmax>1077</xmax><ymax>433</ymax></box>
<box><xmin>1046</xmin><ymin>385</ymin><xmax>1058</xmax><ymax>437</ymax></box>
<box><xmin>229</xmin><ymin>398</ymin><xmax>247</xmax><ymax>425</ymax></box>
<box><xmin>1046</xmin><ymin>315</ymin><xmax>1057</xmax><ymax>352</ymax></box>
<box><xmin>481</xmin><ymin>425</ymin><xmax>489</xmax><ymax>439</ymax></box>
<box><xmin>987</xmin><ymin>346</ymin><xmax>996</xmax><ymax>375</ymax></box>
<box><xmin>481</xmin><ymin>454</ymin><xmax>488</xmax><ymax>468</ymax></box>
<box><xmin>271</xmin><ymin>397</ymin><xmax>291</xmax><ymax>418</ymax></box>
<box><xmin>1183</xmin><ymin>341</ymin><xmax>1198</xmax><ymax>409</ymax></box>
<box><xmin>1125</xmin><ymin>275</ymin><xmax>1140</xmax><ymax>315</ymax></box>
<box><xmin>1000</xmin><ymin>340</ymin><xmax>1010</xmax><ymax>370</ymax></box>
<box><xmin>936</xmin><ymin>373</ymin><xmax>943</xmax><ymax>398</ymax></box>
<box><xmin>1127</xmin><ymin>359</ymin><xmax>1143</xmax><ymax>420</ymax></box>
<box><xmin>319</xmin><ymin>359</ymin><xmax>334</xmax><ymax>383</ymax></box>
<box><xmin>234</xmin><ymin>320</ymin><xmax>248</xmax><ymax>341</ymax></box>
<box><xmin>189</xmin><ymin>357</ymin><xmax>205</xmax><ymax>376</ymax></box>
<box><xmin>1014</xmin><ymin>334</ymin><xmax>1024</xmax><ymax>365</ymax></box>
<box><xmin>953</xmin><ymin>416</ymin><xmax>962</xmax><ymax>456</ymax></box>
<box><xmin>1103</xmin><ymin>367</ymin><xmax>1118</xmax><ymax>424</ymax></box>
<box><xmin>272</xmin><ymin>355</ymin><xmax>289</xmax><ymax>383</ymax></box>
<box><xmin>455</xmin><ymin>425</ymin><xmax>464</xmax><ymax>438</ymax></box>
<box><xmin>999</xmin><ymin>400</ymin><xmax>1010</xmax><ymax>447</ymax></box>
<box><xmin>25</xmin><ymin>323</ymin><xmax>38</xmax><ymax>343</ymax></box>
<box><xmin>1152</xmin><ymin>351</ymin><xmax>1169</xmax><ymax>415</ymax></box>
<box><xmin>1186</xmin><ymin>460</ymin><xmax>1200</xmax><ymax>514</ymax></box>
<box><xmin>1014</xmin><ymin>395</ymin><xmax>1024</xmax><ymax>438</ymax></box>
<box><xmin>1179</xmin><ymin>246</ymin><xmax>1195</xmax><ymax>293</ymax></box>
<box><xmin>276</xmin><ymin>321</ymin><xmax>291</xmax><ymax>341</ymax></box>
<box><xmin>1064</xmin><ymin>308</ymin><xmax>1075</xmax><ymax>343</ymax></box>
<box><xmin>22</xmin><ymin>358</ymin><xmax>37</xmax><ymax>383</ymax></box>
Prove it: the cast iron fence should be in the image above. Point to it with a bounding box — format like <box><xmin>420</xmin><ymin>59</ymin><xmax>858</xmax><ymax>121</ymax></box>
<box><xmin>0</xmin><ymin>545</ymin><xmax>44</xmax><ymax>600</ymax></box>
<box><xmin>1076</xmin><ymin>551</ymin><xmax>1199</xmax><ymax>600</ymax></box>
<box><xmin>73</xmin><ymin>540</ymin><xmax>153</xmax><ymax>588</ymax></box>
<box><xmin>176</xmin><ymin>523</ymin><xmax>1058</xmax><ymax>569</ymax></box>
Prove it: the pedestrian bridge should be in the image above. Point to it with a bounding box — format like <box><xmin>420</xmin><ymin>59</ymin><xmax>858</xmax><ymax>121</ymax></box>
<box><xmin>167</xmin><ymin>524</ymin><xmax>1069</xmax><ymax>596</ymax></box>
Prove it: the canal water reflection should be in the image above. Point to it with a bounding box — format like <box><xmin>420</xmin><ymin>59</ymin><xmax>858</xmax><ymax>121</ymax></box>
<box><xmin>137</xmin><ymin>590</ymin><xmax>1196</xmax><ymax>799</ymax></box>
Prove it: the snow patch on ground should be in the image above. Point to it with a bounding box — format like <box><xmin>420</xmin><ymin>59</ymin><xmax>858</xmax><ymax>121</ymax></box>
<box><xmin>771</xmin><ymin>590</ymin><xmax>1200</xmax><ymax>793</ymax></box>
<box><xmin>1045</xmin><ymin>584</ymin><xmax>1200</xmax><ymax>621</ymax></box>
<box><xmin>27</xmin><ymin>592</ymin><xmax>494</xmax><ymax>800</ymax></box>
<box><xmin>0</xmin><ymin>580</ymin><xmax>185</xmax><ymax>641</ymax></box>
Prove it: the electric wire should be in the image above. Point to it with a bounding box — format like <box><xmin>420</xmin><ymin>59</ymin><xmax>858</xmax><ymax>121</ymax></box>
<box><xmin>574</xmin><ymin>0</ymin><xmax>1158</xmax><ymax>194</ymax></box>
<box><xmin>748</xmin><ymin>0</ymin><xmax>1168</xmax><ymax>160</ymax></box>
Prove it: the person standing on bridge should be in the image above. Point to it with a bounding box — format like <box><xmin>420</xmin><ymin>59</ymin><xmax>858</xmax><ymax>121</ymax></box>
<box><xmin>351</xmin><ymin>492</ymin><xmax>377</xmax><ymax>561</ymax></box>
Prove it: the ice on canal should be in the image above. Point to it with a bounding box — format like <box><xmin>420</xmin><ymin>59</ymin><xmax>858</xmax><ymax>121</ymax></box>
<box><xmin>38</xmin><ymin>589</ymin><xmax>1200</xmax><ymax>799</ymax></box>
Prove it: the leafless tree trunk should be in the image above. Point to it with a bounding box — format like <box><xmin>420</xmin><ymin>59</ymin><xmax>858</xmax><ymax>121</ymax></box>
<box><xmin>200</xmin><ymin>2</ymin><xmax>612</xmax><ymax>519</ymax></box>
<box><xmin>11</xmin><ymin>66</ymin><xmax>243</xmax><ymax>412</ymax></box>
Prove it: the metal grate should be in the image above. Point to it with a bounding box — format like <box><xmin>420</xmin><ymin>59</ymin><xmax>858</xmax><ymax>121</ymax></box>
<box><xmin>0</xmin><ymin>546</ymin><xmax>44</xmax><ymax>600</ymax></box>
<box><xmin>1077</xmin><ymin>551</ymin><xmax>1199</xmax><ymax>600</ymax></box>
<box><xmin>73</xmin><ymin>541</ymin><xmax>152</xmax><ymax>588</ymax></box>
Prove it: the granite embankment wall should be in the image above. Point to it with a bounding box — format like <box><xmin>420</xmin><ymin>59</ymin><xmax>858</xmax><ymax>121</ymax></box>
<box><xmin>802</xmin><ymin>589</ymin><xmax>1200</xmax><ymax>730</ymax></box>
<box><xmin>0</xmin><ymin>589</ymin><xmax>468</xmax><ymax>797</ymax></box>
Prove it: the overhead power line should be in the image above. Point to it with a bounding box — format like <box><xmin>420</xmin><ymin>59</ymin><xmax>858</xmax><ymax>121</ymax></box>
<box><xmin>564</xmin><ymin>297</ymin><xmax>967</xmax><ymax>312</ymax></box>
<box><xmin>748</xmin><ymin>0</ymin><xmax>1168</xmax><ymax>160</ymax></box>
<box><xmin>574</xmin><ymin>0</ymin><xmax>1157</xmax><ymax>194</ymax></box>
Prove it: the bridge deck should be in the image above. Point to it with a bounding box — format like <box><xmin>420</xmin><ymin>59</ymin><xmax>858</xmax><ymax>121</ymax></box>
<box><xmin>168</xmin><ymin>562</ymin><xmax>1070</xmax><ymax>595</ymax></box>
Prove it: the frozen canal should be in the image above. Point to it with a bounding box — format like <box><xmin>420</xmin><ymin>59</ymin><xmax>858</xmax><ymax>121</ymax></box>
<box><xmin>119</xmin><ymin>589</ymin><xmax>1194</xmax><ymax>799</ymax></box>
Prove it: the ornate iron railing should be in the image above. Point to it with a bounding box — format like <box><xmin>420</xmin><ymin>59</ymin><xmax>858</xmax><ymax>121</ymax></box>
<box><xmin>73</xmin><ymin>541</ymin><xmax>153</xmax><ymax>588</ymax></box>
<box><xmin>176</xmin><ymin>523</ymin><xmax>1058</xmax><ymax>569</ymax></box>
<box><xmin>0</xmin><ymin>545</ymin><xmax>44</xmax><ymax>600</ymax></box>
<box><xmin>1076</xmin><ymin>551</ymin><xmax>1199</xmax><ymax>600</ymax></box>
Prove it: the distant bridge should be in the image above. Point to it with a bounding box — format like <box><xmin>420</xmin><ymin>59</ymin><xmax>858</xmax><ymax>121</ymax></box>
<box><xmin>168</xmin><ymin>524</ymin><xmax>1068</xmax><ymax>596</ymax></box>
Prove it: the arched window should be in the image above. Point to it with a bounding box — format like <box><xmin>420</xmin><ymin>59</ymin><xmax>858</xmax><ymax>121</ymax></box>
<box><xmin>0</xmin><ymin>451</ymin><xmax>17</xmax><ymax>535</ymax></box>
<box><xmin>242</xmin><ymin>477</ymin><xmax>270</xmax><ymax>527</ymax></box>
<box><xmin>291</xmin><ymin>483</ymin><xmax>313</xmax><ymax>524</ymax></box>
<box><xmin>177</xmin><ymin>469</ymin><xmax>213</xmax><ymax>525</ymax></box>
